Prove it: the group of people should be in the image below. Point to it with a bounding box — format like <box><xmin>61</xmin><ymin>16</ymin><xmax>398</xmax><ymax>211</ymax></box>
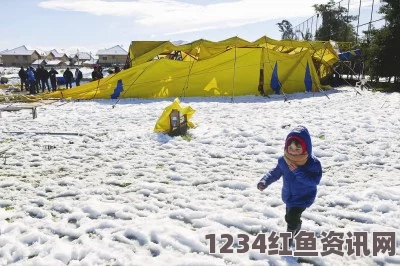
<box><xmin>91</xmin><ymin>65</ymin><xmax>121</xmax><ymax>81</ymax></box>
<box><xmin>18</xmin><ymin>64</ymin><xmax>120</xmax><ymax>94</ymax></box>
<box><xmin>18</xmin><ymin>66</ymin><xmax>83</xmax><ymax>95</ymax></box>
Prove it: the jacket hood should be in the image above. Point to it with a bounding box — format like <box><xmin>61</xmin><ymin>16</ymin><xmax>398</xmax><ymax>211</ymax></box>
<box><xmin>285</xmin><ymin>125</ymin><xmax>312</xmax><ymax>155</ymax></box>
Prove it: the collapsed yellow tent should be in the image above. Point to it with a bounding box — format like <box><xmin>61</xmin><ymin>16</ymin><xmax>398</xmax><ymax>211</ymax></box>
<box><xmin>154</xmin><ymin>98</ymin><xmax>196</xmax><ymax>133</ymax></box>
<box><xmin>37</xmin><ymin>36</ymin><xmax>338</xmax><ymax>100</ymax></box>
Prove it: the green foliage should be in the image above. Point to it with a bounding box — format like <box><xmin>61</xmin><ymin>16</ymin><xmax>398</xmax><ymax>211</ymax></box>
<box><xmin>313</xmin><ymin>0</ymin><xmax>357</xmax><ymax>42</ymax></box>
<box><xmin>364</xmin><ymin>0</ymin><xmax>400</xmax><ymax>85</ymax></box>
<box><xmin>277</xmin><ymin>20</ymin><xmax>295</xmax><ymax>40</ymax></box>
<box><xmin>297</xmin><ymin>31</ymin><xmax>313</xmax><ymax>41</ymax></box>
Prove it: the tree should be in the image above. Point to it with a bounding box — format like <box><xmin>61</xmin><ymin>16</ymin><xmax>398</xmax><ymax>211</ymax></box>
<box><xmin>297</xmin><ymin>31</ymin><xmax>313</xmax><ymax>41</ymax></box>
<box><xmin>277</xmin><ymin>20</ymin><xmax>295</xmax><ymax>40</ymax></box>
<box><xmin>367</xmin><ymin>0</ymin><xmax>400</xmax><ymax>85</ymax></box>
<box><xmin>313</xmin><ymin>0</ymin><xmax>357</xmax><ymax>42</ymax></box>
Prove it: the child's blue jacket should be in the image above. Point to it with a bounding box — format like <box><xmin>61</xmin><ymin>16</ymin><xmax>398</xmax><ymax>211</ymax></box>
<box><xmin>258</xmin><ymin>126</ymin><xmax>322</xmax><ymax>208</ymax></box>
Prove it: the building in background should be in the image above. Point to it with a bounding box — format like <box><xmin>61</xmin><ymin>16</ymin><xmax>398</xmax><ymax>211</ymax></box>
<box><xmin>82</xmin><ymin>58</ymin><xmax>98</xmax><ymax>67</ymax></box>
<box><xmin>31</xmin><ymin>59</ymin><xmax>47</xmax><ymax>67</ymax></box>
<box><xmin>0</xmin><ymin>49</ymin><xmax>9</xmax><ymax>65</ymax></box>
<box><xmin>1</xmin><ymin>46</ymin><xmax>41</xmax><ymax>67</ymax></box>
<box><xmin>46</xmin><ymin>49</ymin><xmax>70</xmax><ymax>63</ymax></box>
<box><xmin>96</xmin><ymin>45</ymin><xmax>128</xmax><ymax>66</ymax></box>
<box><xmin>45</xmin><ymin>60</ymin><xmax>70</xmax><ymax>68</ymax></box>
<box><xmin>72</xmin><ymin>52</ymin><xmax>93</xmax><ymax>66</ymax></box>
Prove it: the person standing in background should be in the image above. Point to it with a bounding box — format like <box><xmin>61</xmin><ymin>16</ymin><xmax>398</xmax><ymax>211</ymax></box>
<box><xmin>91</xmin><ymin>66</ymin><xmax>102</xmax><ymax>81</ymax></box>
<box><xmin>49</xmin><ymin>67</ymin><xmax>58</xmax><ymax>92</ymax></box>
<box><xmin>63</xmin><ymin>67</ymin><xmax>73</xmax><ymax>89</ymax></box>
<box><xmin>41</xmin><ymin>66</ymin><xmax>51</xmax><ymax>93</ymax></box>
<box><xmin>75</xmin><ymin>68</ymin><xmax>83</xmax><ymax>86</ymax></box>
<box><xmin>18</xmin><ymin>66</ymin><xmax>27</xmax><ymax>91</ymax></box>
<box><xmin>98</xmin><ymin>66</ymin><xmax>104</xmax><ymax>79</ymax></box>
<box><xmin>33</xmin><ymin>66</ymin><xmax>40</xmax><ymax>93</ymax></box>
<box><xmin>27</xmin><ymin>67</ymin><xmax>36</xmax><ymax>94</ymax></box>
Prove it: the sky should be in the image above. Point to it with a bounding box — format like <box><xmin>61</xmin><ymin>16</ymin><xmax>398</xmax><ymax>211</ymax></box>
<box><xmin>0</xmin><ymin>85</ymin><xmax>399</xmax><ymax>265</ymax></box>
<box><xmin>0</xmin><ymin>0</ymin><xmax>385</xmax><ymax>55</ymax></box>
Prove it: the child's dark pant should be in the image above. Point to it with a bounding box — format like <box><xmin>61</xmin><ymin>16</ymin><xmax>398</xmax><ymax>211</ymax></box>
<box><xmin>285</xmin><ymin>207</ymin><xmax>306</xmax><ymax>233</ymax></box>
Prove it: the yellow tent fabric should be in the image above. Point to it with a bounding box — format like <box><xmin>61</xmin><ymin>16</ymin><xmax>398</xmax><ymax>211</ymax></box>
<box><xmin>36</xmin><ymin>36</ymin><xmax>338</xmax><ymax>101</ymax></box>
<box><xmin>38</xmin><ymin>48</ymin><xmax>261</xmax><ymax>99</ymax></box>
<box><xmin>262</xmin><ymin>49</ymin><xmax>321</xmax><ymax>94</ymax></box>
<box><xmin>128</xmin><ymin>37</ymin><xmax>253</xmax><ymax>65</ymax></box>
<box><xmin>154</xmin><ymin>98</ymin><xmax>196</xmax><ymax>133</ymax></box>
<box><xmin>128</xmin><ymin>36</ymin><xmax>338</xmax><ymax>77</ymax></box>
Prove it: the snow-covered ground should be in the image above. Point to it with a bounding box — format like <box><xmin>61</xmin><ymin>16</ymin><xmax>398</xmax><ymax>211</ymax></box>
<box><xmin>0</xmin><ymin>87</ymin><xmax>399</xmax><ymax>265</ymax></box>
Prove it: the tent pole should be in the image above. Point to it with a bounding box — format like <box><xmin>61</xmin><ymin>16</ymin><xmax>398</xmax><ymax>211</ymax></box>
<box><xmin>333</xmin><ymin>67</ymin><xmax>362</xmax><ymax>95</ymax></box>
<box><xmin>259</xmin><ymin>47</ymin><xmax>269</xmax><ymax>98</ymax></box>
<box><xmin>367</xmin><ymin>0</ymin><xmax>375</xmax><ymax>42</ymax></box>
<box><xmin>73</xmin><ymin>67</ymin><xmax>121</xmax><ymax>101</ymax></box>
<box><xmin>89</xmin><ymin>79</ymin><xmax>102</xmax><ymax>100</ymax></box>
<box><xmin>112</xmin><ymin>62</ymin><xmax>154</xmax><ymax>108</ymax></box>
<box><xmin>302</xmin><ymin>40</ymin><xmax>330</xmax><ymax>99</ymax></box>
<box><xmin>356</xmin><ymin>0</ymin><xmax>362</xmax><ymax>43</ymax></box>
<box><xmin>181</xmin><ymin>42</ymin><xmax>200</xmax><ymax>99</ymax></box>
<box><xmin>339</xmin><ymin>60</ymin><xmax>374</xmax><ymax>90</ymax></box>
<box><xmin>316</xmin><ymin>43</ymin><xmax>328</xmax><ymax>78</ymax></box>
<box><xmin>124</xmin><ymin>52</ymin><xmax>131</xmax><ymax>69</ymax></box>
<box><xmin>318</xmin><ymin>87</ymin><xmax>330</xmax><ymax>99</ymax></box>
<box><xmin>346</xmin><ymin>0</ymin><xmax>350</xmax><ymax>42</ymax></box>
<box><xmin>279</xmin><ymin>53</ymin><xmax>307</xmax><ymax>89</ymax></box>
<box><xmin>306</xmin><ymin>41</ymin><xmax>320</xmax><ymax>95</ymax></box>
<box><xmin>265</xmin><ymin>43</ymin><xmax>287</xmax><ymax>101</ymax></box>
<box><xmin>231</xmin><ymin>38</ymin><xmax>237</xmax><ymax>103</ymax></box>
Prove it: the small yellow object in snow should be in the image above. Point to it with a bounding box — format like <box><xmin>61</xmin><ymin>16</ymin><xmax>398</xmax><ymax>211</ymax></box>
<box><xmin>154</xmin><ymin>98</ymin><xmax>196</xmax><ymax>135</ymax></box>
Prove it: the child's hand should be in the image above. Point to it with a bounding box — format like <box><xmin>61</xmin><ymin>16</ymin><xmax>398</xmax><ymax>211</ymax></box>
<box><xmin>257</xmin><ymin>183</ymin><xmax>266</xmax><ymax>191</ymax></box>
<box><xmin>288</xmin><ymin>163</ymin><xmax>298</xmax><ymax>171</ymax></box>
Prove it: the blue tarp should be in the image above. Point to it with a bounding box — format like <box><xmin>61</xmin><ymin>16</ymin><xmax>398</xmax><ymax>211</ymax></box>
<box><xmin>270</xmin><ymin>62</ymin><xmax>281</xmax><ymax>94</ymax></box>
<box><xmin>304</xmin><ymin>62</ymin><xmax>312</xmax><ymax>92</ymax></box>
<box><xmin>57</xmin><ymin>77</ymin><xmax>75</xmax><ymax>85</ymax></box>
<box><xmin>338</xmin><ymin>49</ymin><xmax>361</xmax><ymax>61</ymax></box>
